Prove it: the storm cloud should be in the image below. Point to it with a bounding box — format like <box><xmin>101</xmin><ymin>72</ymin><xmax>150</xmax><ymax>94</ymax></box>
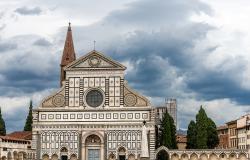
<box><xmin>0</xmin><ymin>0</ymin><xmax>249</xmax><ymax>132</ymax></box>
<box><xmin>15</xmin><ymin>7</ymin><xmax>42</xmax><ymax>15</ymax></box>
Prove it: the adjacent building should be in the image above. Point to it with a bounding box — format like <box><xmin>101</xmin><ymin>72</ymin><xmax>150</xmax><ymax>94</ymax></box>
<box><xmin>227</xmin><ymin>120</ymin><xmax>238</xmax><ymax>149</ymax></box>
<box><xmin>216</xmin><ymin>125</ymin><xmax>229</xmax><ymax>149</ymax></box>
<box><xmin>0</xmin><ymin>131</ymin><xmax>35</xmax><ymax>160</ymax></box>
<box><xmin>155</xmin><ymin>98</ymin><xmax>177</xmax><ymax>127</ymax></box>
<box><xmin>237</xmin><ymin>114</ymin><xmax>250</xmax><ymax>149</ymax></box>
<box><xmin>218</xmin><ymin>113</ymin><xmax>250</xmax><ymax>150</ymax></box>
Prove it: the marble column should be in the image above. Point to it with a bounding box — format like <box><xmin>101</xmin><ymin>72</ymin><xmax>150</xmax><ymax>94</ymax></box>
<box><xmin>141</xmin><ymin>123</ymin><xmax>149</xmax><ymax>160</ymax></box>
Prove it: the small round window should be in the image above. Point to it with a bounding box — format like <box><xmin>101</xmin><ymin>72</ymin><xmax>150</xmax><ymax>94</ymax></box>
<box><xmin>86</xmin><ymin>89</ymin><xmax>103</xmax><ymax>107</ymax></box>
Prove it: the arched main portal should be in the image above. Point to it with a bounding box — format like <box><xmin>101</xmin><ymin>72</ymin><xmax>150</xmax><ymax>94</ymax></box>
<box><xmin>82</xmin><ymin>133</ymin><xmax>104</xmax><ymax>160</ymax></box>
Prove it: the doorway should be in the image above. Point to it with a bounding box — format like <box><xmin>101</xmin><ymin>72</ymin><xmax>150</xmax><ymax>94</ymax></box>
<box><xmin>88</xmin><ymin>149</ymin><xmax>100</xmax><ymax>160</ymax></box>
<box><xmin>119</xmin><ymin>155</ymin><xmax>126</xmax><ymax>160</ymax></box>
<box><xmin>61</xmin><ymin>155</ymin><xmax>68</xmax><ymax>160</ymax></box>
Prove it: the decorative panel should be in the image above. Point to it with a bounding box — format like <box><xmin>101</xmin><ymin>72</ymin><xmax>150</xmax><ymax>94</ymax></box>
<box><xmin>109</xmin><ymin>76</ymin><xmax>121</xmax><ymax>107</ymax></box>
<box><xmin>68</xmin><ymin>77</ymin><xmax>80</xmax><ymax>107</ymax></box>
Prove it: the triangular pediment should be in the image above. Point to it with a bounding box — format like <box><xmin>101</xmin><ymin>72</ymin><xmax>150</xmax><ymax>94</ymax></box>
<box><xmin>64</xmin><ymin>50</ymin><xmax>126</xmax><ymax>70</ymax></box>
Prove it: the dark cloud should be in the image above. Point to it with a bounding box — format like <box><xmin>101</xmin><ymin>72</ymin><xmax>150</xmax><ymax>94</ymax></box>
<box><xmin>0</xmin><ymin>35</ymin><xmax>60</xmax><ymax>97</ymax></box>
<box><xmin>105</xmin><ymin>0</ymin><xmax>211</xmax><ymax>28</ymax></box>
<box><xmin>33</xmin><ymin>38</ymin><xmax>52</xmax><ymax>46</ymax></box>
<box><xmin>0</xmin><ymin>70</ymin><xmax>59</xmax><ymax>96</ymax></box>
<box><xmin>187</xmin><ymin>68</ymin><xmax>250</xmax><ymax>105</ymax></box>
<box><xmin>0</xmin><ymin>42</ymin><xmax>17</xmax><ymax>52</ymax></box>
<box><xmin>15</xmin><ymin>7</ymin><xmax>42</xmax><ymax>15</ymax></box>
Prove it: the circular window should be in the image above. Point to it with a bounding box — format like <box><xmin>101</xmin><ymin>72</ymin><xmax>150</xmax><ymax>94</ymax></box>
<box><xmin>86</xmin><ymin>89</ymin><xmax>104</xmax><ymax>107</ymax></box>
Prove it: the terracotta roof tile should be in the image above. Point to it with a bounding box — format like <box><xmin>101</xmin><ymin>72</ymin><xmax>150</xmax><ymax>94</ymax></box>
<box><xmin>217</xmin><ymin>125</ymin><xmax>228</xmax><ymax>130</ymax></box>
<box><xmin>0</xmin><ymin>135</ymin><xmax>30</xmax><ymax>142</ymax></box>
<box><xmin>7</xmin><ymin>131</ymin><xmax>32</xmax><ymax>140</ymax></box>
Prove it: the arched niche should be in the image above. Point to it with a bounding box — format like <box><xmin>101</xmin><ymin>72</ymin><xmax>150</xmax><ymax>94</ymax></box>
<box><xmin>190</xmin><ymin>153</ymin><xmax>198</xmax><ymax>160</ymax></box>
<box><xmin>209</xmin><ymin>153</ymin><xmax>218</xmax><ymax>160</ymax></box>
<box><xmin>70</xmin><ymin>154</ymin><xmax>77</xmax><ymax>160</ymax></box>
<box><xmin>13</xmin><ymin>151</ymin><xmax>18</xmax><ymax>160</ymax></box>
<box><xmin>180</xmin><ymin>153</ymin><xmax>188</xmax><ymax>160</ymax></box>
<box><xmin>128</xmin><ymin>154</ymin><xmax>135</xmax><ymax>160</ymax></box>
<box><xmin>7</xmin><ymin>152</ymin><xmax>12</xmax><ymax>160</ymax></box>
<box><xmin>42</xmin><ymin>154</ymin><xmax>49</xmax><ymax>160</ymax></box>
<box><xmin>229</xmin><ymin>153</ymin><xmax>236</xmax><ymax>160</ymax></box>
<box><xmin>238</xmin><ymin>153</ymin><xmax>247</xmax><ymax>160</ymax></box>
<box><xmin>200</xmin><ymin>153</ymin><xmax>208</xmax><ymax>160</ymax></box>
<box><xmin>108</xmin><ymin>153</ymin><xmax>116</xmax><ymax>160</ymax></box>
<box><xmin>219</xmin><ymin>153</ymin><xmax>227</xmax><ymax>160</ymax></box>
<box><xmin>51</xmin><ymin>154</ymin><xmax>59</xmax><ymax>160</ymax></box>
<box><xmin>171</xmin><ymin>153</ymin><xmax>179</xmax><ymax>160</ymax></box>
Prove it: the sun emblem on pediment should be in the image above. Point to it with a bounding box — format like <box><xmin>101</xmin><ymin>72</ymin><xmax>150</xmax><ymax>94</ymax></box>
<box><xmin>88</xmin><ymin>56</ymin><xmax>101</xmax><ymax>67</ymax></box>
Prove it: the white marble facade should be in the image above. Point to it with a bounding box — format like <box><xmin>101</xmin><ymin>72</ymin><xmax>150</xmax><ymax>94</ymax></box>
<box><xmin>32</xmin><ymin>51</ymin><xmax>155</xmax><ymax>160</ymax></box>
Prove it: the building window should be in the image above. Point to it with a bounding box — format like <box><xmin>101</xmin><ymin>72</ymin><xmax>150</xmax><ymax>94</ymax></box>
<box><xmin>86</xmin><ymin>89</ymin><xmax>103</xmax><ymax>107</ymax></box>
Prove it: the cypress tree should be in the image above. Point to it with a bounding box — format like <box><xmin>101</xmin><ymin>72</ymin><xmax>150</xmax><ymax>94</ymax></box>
<box><xmin>0</xmin><ymin>107</ymin><xmax>6</xmax><ymax>136</ymax></box>
<box><xmin>169</xmin><ymin>115</ymin><xmax>177</xmax><ymax>149</ymax></box>
<box><xmin>196</xmin><ymin>106</ymin><xmax>208</xmax><ymax>149</ymax></box>
<box><xmin>24</xmin><ymin>100</ymin><xmax>33</xmax><ymax>131</ymax></box>
<box><xmin>186</xmin><ymin>120</ymin><xmax>197</xmax><ymax>149</ymax></box>
<box><xmin>155</xmin><ymin>125</ymin><xmax>160</xmax><ymax>149</ymax></box>
<box><xmin>160</xmin><ymin>110</ymin><xmax>177</xmax><ymax>149</ymax></box>
<box><xmin>207</xmin><ymin>118</ymin><xmax>219</xmax><ymax>149</ymax></box>
<box><xmin>187</xmin><ymin>106</ymin><xmax>219</xmax><ymax>149</ymax></box>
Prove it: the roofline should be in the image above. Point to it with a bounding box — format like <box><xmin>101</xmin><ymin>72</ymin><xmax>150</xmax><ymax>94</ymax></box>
<box><xmin>64</xmin><ymin>50</ymin><xmax>127</xmax><ymax>70</ymax></box>
<box><xmin>226</xmin><ymin>120</ymin><xmax>237</xmax><ymax>125</ymax></box>
<box><xmin>0</xmin><ymin>136</ymin><xmax>31</xmax><ymax>142</ymax></box>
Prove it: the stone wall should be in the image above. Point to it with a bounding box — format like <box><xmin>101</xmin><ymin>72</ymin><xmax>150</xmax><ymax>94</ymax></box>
<box><xmin>155</xmin><ymin>146</ymin><xmax>250</xmax><ymax>160</ymax></box>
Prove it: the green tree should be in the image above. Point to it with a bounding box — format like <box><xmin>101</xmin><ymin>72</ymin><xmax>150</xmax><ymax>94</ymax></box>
<box><xmin>196</xmin><ymin>106</ymin><xmax>208</xmax><ymax>149</ymax></box>
<box><xmin>24</xmin><ymin>100</ymin><xmax>33</xmax><ymax>131</ymax></box>
<box><xmin>0</xmin><ymin>107</ymin><xmax>6</xmax><ymax>136</ymax></box>
<box><xmin>160</xmin><ymin>110</ymin><xmax>177</xmax><ymax>149</ymax></box>
<box><xmin>169</xmin><ymin>115</ymin><xmax>177</xmax><ymax>149</ymax></box>
<box><xmin>186</xmin><ymin>120</ymin><xmax>196</xmax><ymax>149</ymax></box>
<box><xmin>155</xmin><ymin>125</ymin><xmax>160</xmax><ymax>149</ymax></box>
<box><xmin>186</xmin><ymin>106</ymin><xmax>219</xmax><ymax>149</ymax></box>
<box><xmin>207</xmin><ymin>118</ymin><xmax>219</xmax><ymax>149</ymax></box>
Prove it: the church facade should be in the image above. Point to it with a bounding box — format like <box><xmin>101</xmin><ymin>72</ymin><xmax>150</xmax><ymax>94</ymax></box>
<box><xmin>32</xmin><ymin>24</ymin><xmax>155</xmax><ymax>160</ymax></box>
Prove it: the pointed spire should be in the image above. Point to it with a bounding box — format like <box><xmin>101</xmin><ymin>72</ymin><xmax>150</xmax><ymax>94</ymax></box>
<box><xmin>60</xmin><ymin>22</ymin><xmax>76</xmax><ymax>86</ymax></box>
<box><xmin>61</xmin><ymin>22</ymin><xmax>76</xmax><ymax>66</ymax></box>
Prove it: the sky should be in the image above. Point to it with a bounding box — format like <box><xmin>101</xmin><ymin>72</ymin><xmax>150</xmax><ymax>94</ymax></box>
<box><xmin>0</xmin><ymin>0</ymin><xmax>250</xmax><ymax>133</ymax></box>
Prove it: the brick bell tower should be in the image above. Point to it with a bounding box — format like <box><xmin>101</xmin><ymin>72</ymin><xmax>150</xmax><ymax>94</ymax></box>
<box><xmin>60</xmin><ymin>23</ymin><xmax>76</xmax><ymax>87</ymax></box>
